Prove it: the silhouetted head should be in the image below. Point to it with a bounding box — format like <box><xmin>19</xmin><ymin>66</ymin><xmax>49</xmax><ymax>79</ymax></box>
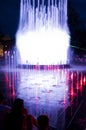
<box><xmin>37</xmin><ymin>114</ymin><xmax>49</xmax><ymax>130</ymax></box>
<box><xmin>0</xmin><ymin>92</ymin><xmax>4</xmax><ymax>104</ymax></box>
<box><xmin>11</xmin><ymin>98</ymin><xmax>24</xmax><ymax>115</ymax></box>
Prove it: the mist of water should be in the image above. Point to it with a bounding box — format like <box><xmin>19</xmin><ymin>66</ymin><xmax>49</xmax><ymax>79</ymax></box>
<box><xmin>16</xmin><ymin>0</ymin><xmax>70</xmax><ymax>65</ymax></box>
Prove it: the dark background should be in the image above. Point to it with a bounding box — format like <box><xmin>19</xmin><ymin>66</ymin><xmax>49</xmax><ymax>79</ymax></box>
<box><xmin>0</xmin><ymin>0</ymin><xmax>86</xmax><ymax>55</ymax></box>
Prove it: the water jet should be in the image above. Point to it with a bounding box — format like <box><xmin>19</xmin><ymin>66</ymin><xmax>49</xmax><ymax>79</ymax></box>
<box><xmin>16</xmin><ymin>0</ymin><xmax>70</xmax><ymax>69</ymax></box>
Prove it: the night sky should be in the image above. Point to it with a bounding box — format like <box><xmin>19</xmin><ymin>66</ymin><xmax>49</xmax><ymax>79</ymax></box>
<box><xmin>71</xmin><ymin>0</ymin><xmax>86</xmax><ymax>27</ymax></box>
<box><xmin>0</xmin><ymin>0</ymin><xmax>20</xmax><ymax>37</ymax></box>
<box><xmin>0</xmin><ymin>0</ymin><xmax>86</xmax><ymax>50</ymax></box>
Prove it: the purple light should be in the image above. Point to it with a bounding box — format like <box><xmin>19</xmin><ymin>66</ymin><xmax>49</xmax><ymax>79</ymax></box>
<box><xmin>16</xmin><ymin>0</ymin><xmax>70</xmax><ymax>65</ymax></box>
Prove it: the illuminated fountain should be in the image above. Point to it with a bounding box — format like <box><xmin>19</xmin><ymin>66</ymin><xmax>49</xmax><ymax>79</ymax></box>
<box><xmin>16</xmin><ymin>0</ymin><xmax>70</xmax><ymax>68</ymax></box>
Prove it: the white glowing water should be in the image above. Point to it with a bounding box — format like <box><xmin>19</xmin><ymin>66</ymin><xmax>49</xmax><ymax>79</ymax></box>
<box><xmin>16</xmin><ymin>0</ymin><xmax>70</xmax><ymax>65</ymax></box>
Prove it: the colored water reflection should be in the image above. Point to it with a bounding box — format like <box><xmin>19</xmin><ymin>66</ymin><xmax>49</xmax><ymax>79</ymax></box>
<box><xmin>0</xmin><ymin>66</ymin><xmax>86</xmax><ymax>130</ymax></box>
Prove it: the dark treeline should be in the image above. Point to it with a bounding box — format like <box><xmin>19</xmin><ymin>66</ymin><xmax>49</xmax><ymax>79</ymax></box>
<box><xmin>68</xmin><ymin>0</ymin><xmax>86</xmax><ymax>55</ymax></box>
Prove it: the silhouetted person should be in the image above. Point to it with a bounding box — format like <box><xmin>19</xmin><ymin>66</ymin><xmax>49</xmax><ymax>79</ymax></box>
<box><xmin>24</xmin><ymin>108</ymin><xmax>38</xmax><ymax>130</ymax></box>
<box><xmin>37</xmin><ymin>114</ymin><xmax>50</xmax><ymax>130</ymax></box>
<box><xmin>0</xmin><ymin>92</ymin><xmax>11</xmax><ymax>130</ymax></box>
<box><xmin>4</xmin><ymin>98</ymin><xmax>38</xmax><ymax>130</ymax></box>
<box><xmin>4</xmin><ymin>98</ymin><xmax>25</xmax><ymax>130</ymax></box>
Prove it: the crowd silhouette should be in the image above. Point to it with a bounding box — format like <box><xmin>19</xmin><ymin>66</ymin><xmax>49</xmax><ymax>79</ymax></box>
<box><xmin>0</xmin><ymin>88</ymin><xmax>86</xmax><ymax>130</ymax></box>
<box><xmin>0</xmin><ymin>92</ymin><xmax>51</xmax><ymax>130</ymax></box>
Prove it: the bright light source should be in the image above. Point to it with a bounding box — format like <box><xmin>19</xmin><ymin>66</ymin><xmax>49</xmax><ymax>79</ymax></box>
<box><xmin>16</xmin><ymin>0</ymin><xmax>70</xmax><ymax>65</ymax></box>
